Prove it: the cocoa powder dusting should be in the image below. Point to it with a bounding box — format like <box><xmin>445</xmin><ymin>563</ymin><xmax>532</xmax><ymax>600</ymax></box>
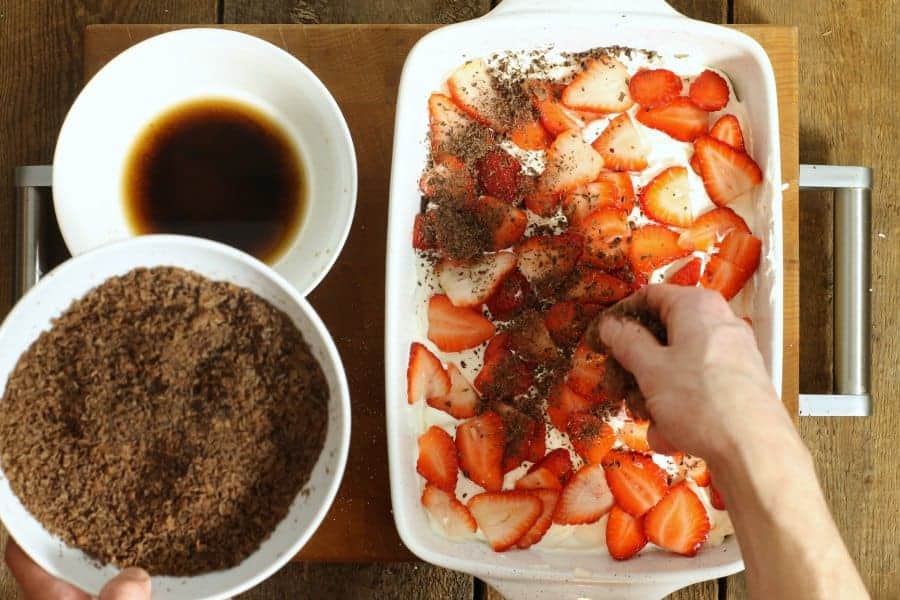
<box><xmin>0</xmin><ymin>267</ymin><xmax>328</xmax><ymax>575</ymax></box>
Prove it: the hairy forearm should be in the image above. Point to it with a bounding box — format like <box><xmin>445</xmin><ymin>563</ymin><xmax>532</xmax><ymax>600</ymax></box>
<box><xmin>710</xmin><ymin>412</ymin><xmax>869</xmax><ymax>599</ymax></box>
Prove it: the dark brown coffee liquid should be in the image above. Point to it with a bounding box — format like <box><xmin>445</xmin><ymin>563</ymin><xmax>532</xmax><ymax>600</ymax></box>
<box><xmin>123</xmin><ymin>98</ymin><xmax>305</xmax><ymax>263</ymax></box>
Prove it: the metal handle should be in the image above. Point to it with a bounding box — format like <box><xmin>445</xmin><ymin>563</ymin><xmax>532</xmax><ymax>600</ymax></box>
<box><xmin>13</xmin><ymin>166</ymin><xmax>53</xmax><ymax>299</ymax></box>
<box><xmin>798</xmin><ymin>165</ymin><xmax>873</xmax><ymax>417</ymax></box>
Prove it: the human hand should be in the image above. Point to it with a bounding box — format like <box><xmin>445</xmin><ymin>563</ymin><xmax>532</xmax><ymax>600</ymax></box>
<box><xmin>5</xmin><ymin>539</ymin><xmax>150</xmax><ymax>600</ymax></box>
<box><xmin>591</xmin><ymin>284</ymin><xmax>794</xmax><ymax>469</ymax></box>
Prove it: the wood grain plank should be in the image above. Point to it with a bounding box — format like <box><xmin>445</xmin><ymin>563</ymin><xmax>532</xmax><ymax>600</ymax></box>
<box><xmin>729</xmin><ymin>2</ymin><xmax>899</xmax><ymax>599</ymax></box>
<box><xmin>222</xmin><ymin>0</ymin><xmax>491</xmax><ymax>24</ymax></box>
<box><xmin>666</xmin><ymin>0</ymin><xmax>729</xmax><ymax>22</ymax></box>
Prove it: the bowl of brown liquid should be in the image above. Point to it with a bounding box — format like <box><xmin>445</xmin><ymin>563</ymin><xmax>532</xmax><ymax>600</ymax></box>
<box><xmin>53</xmin><ymin>28</ymin><xmax>357</xmax><ymax>296</ymax></box>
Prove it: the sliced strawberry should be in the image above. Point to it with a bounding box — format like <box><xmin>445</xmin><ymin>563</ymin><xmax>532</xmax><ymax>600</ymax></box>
<box><xmin>456</xmin><ymin>411</ymin><xmax>506</xmax><ymax>491</ymax></box>
<box><xmin>510</xmin><ymin>117</ymin><xmax>552</xmax><ymax>150</ymax></box>
<box><xmin>493</xmin><ymin>402</ymin><xmax>546</xmax><ymax>473</ymax></box>
<box><xmin>447</xmin><ymin>58</ymin><xmax>507</xmax><ymax>131</ymax></box>
<box><xmin>541</xmin><ymin>129</ymin><xmax>604</xmax><ymax>193</ymax></box>
<box><xmin>700</xmin><ymin>256</ymin><xmax>748</xmax><ymax>300</ymax></box>
<box><xmin>421</xmin><ymin>484</ymin><xmax>477</xmax><ymax>538</ymax></box>
<box><xmin>428</xmin><ymin>363</ymin><xmax>480</xmax><ymax>419</ymax></box>
<box><xmin>436</xmin><ymin>252</ymin><xmax>517</xmax><ymax>309</ymax></box>
<box><xmin>629</xmin><ymin>68</ymin><xmax>683</xmax><ymax>108</ymax></box>
<box><xmin>429</xmin><ymin>92</ymin><xmax>489</xmax><ymax>155</ymax></box>
<box><xmin>474</xmin><ymin>333</ymin><xmax>533</xmax><ymax>400</ymax></box>
<box><xmin>644</xmin><ymin>482</ymin><xmax>711</xmax><ymax>556</ymax></box>
<box><xmin>606</xmin><ymin>505</ymin><xmax>649</xmax><ymax>560</ymax></box>
<box><xmin>690</xmin><ymin>153</ymin><xmax>702</xmax><ymax>175</ymax></box>
<box><xmin>618</xmin><ymin>420</ymin><xmax>651</xmax><ymax>453</ymax></box>
<box><xmin>592</xmin><ymin>113</ymin><xmax>648</xmax><ymax>172</ymax></box>
<box><xmin>567</xmin><ymin>343</ymin><xmax>610</xmax><ymax>402</ymax></box>
<box><xmin>678</xmin><ymin>206</ymin><xmax>751</xmax><ymax>251</ymax></box>
<box><xmin>561</xmin><ymin>56</ymin><xmax>633</xmax><ymax>113</ymax></box>
<box><xmin>629</xmin><ymin>224</ymin><xmax>690</xmax><ymax>275</ymax></box>
<box><xmin>407</xmin><ymin>342</ymin><xmax>450</xmax><ymax>405</ymax></box>
<box><xmin>562</xmin><ymin>180</ymin><xmax>620</xmax><ymax>227</ymax></box>
<box><xmin>602</xmin><ymin>450</ymin><xmax>669</xmax><ymax>517</ymax></box>
<box><xmin>553</xmin><ymin>463</ymin><xmax>615</xmax><ymax>525</ymax></box>
<box><xmin>567</xmin><ymin>413</ymin><xmax>616</xmax><ymax>464</ymax></box>
<box><xmin>468</xmin><ymin>491</ymin><xmax>542</xmax><ymax>551</ymax></box>
<box><xmin>547</xmin><ymin>382</ymin><xmax>594</xmax><ymax>431</ymax></box>
<box><xmin>694</xmin><ymin>135</ymin><xmax>763</xmax><ymax>206</ymax></box>
<box><xmin>523</xmin><ymin>187</ymin><xmax>562</xmax><ymax>217</ymax></box>
<box><xmin>485</xmin><ymin>269</ymin><xmax>532</xmax><ymax>320</ymax></box>
<box><xmin>544</xmin><ymin>300</ymin><xmax>601</xmax><ymax>348</ymax></box>
<box><xmin>515</xmin><ymin>466</ymin><xmax>563</xmax><ymax>491</ymax></box>
<box><xmin>640</xmin><ymin>166</ymin><xmax>693</xmax><ymax>227</ymax></box>
<box><xmin>668</xmin><ymin>258</ymin><xmax>702</xmax><ymax>286</ymax></box>
<box><xmin>427</xmin><ymin>294</ymin><xmax>495</xmax><ymax>352</ymax></box>
<box><xmin>507</xmin><ymin>310</ymin><xmax>560</xmax><ymax>364</ymax></box>
<box><xmin>595</xmin><ymin>170</ymin><xmax>636</xmax><ymax>213</ymax></box>
<box><xmin>710</xmin><ymin>481</ymin><xmax>726</xmax><ymax>510</ymax></box>
<box><xmin>709</xmin><ymin>114</ymin><xmax>745</xmax><ymax>151</ymax></box>
<box><xmin>476</xmin><ymin>149</ymin><xmax>523</xmax><ymax>202</ymax></box>
<box><xmin>576</xmin><ymin>207</ymin><xmax>631</xmax><ymax>270</ymax></box>
<box><xmin>717</xmin><ymin>230</ymin><xmax>762</xmax><ymax>274</ymax></box>
<box><xmin>412</xmin><ymin>212</ymin><xmax>435</xmax><ymax>250</ymax></box>
<box><xmin>417</xmin><ymin>426</ymin><xmax>459</xmax><ymax>491</ymax></box>
<box><xmin>529</xmin><ymin>448</ymin><xmax>575</xmax><ymax>482</ymax></box>
<box><xmin>689</xmin><ymin>69</ymin><xmax>730</xmax><ymax>111</ymax></box>
<box><xmin>515</xmin><ymin>233</ymin><xmax>583</xmax><ymax>292</ymax></box>
<box><xmin>516</xmin><ymin>488</ymin><xmax>560</xmax><ymax>549</ymax></box>
<box><xmin>419</xmin><ymin>154</ymin><xmax>476</xmax><ymax>202</ymax></box>
<box><xmin>680</xmin><ymin>455</ymin><xmax>711</xmax><ymax>487</ymax></box>
<box><xmin>529</xmin><ymin>79</ymin><xmax>584</xmax><ymax>135</ymax></box>
<box><xmin>566</xmin><ymin>268</ymin><xmax>632</xmax><ymax>305</ymax></box>
<box><xmin>635</xmin><ymin>97</ymin><xmax>709</xmax><ymax>142</ymax></box>
<box><xmin>471</xmin><ymin>195</ymin><xmax>528</xmax><ymax>250</ymax></box>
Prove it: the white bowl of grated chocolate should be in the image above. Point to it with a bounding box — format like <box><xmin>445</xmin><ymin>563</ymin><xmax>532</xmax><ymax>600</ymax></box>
<box><xmin>0</xmin><ymin>235</ymin><xmax>350</xmax><ymax>599</ymax></box>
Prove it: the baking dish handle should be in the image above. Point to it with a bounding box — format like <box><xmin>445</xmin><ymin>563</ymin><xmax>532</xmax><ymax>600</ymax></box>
<box><xmin>484</xmin><ymin>575</ymin><xmax>695</xmax><ymax>600</ymax></box>
<box><xmin>489</xmin><ymin>0</ymin><xmax>682</xmax><ymax>19</ymax></box>
<box><xmin>797</xmin><ymin>165</ymin><xmax>873</xmax><ymax>417</ymax></box>
<box><xmin>13</xmin><ymin>165</ymin><xmax>53</xmax><ymax>300</ymax></box>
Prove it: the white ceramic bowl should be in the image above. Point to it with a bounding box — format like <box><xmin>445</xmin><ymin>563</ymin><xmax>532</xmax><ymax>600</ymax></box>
<box><xmin>53</xmin><ymin>28</ymin><xmax>357</xmax><ymax>296</ymax></box>
<box><xmin>0</xmin><ymin>235</ymin><xmax>351</xmax><ymax>599</ymax></box>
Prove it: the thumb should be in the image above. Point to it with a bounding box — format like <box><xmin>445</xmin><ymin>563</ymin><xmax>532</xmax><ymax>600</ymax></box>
<box><xmin>597</xmin><ymin>316</ymin><xmax>667</xmax><ymax>384</ymax></box>
<box><xmin>99</xmin><ymin>568</ymin><xmax>151</xmax><ymax>600</ymax></box>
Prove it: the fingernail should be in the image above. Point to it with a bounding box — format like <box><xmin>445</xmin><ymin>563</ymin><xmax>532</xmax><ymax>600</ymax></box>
<box><xmin>118</xmin><ymin>567</ymin><xmax>150</xmax><ymax>583</ymax></box>
<box><xmin>599</xmin><ymin>317</ymin><xmax>623</xmax><ymax>344</ymax></box>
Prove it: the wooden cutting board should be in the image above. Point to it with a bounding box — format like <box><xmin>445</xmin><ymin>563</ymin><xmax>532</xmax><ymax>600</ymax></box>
<box><xmin>83</xmin><ymin>24</ymin><xmax>799</xmax><ymax>562</ymax></box>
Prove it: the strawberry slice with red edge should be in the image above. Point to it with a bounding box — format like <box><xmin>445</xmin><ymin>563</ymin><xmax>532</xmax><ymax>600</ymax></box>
<box><xmin>493</xmin><ymin>402</ymin><xmax>546</xmax><ymax>473</ymax></box>
<box><xmin>468</xmin><ymin>490</ymin><xmax>542</xmax><ymax>551</ymax></box>
<box><xmin>618</xmin><ymin>420</ymin><xmax>651</xmax><ymax>453</ymax></box>
<box><xmin>436</xmin><ymin>252</ymin><xmax>518</xmax><ymax>308</ymax></box>
<box><xmin>680</xmin><ymin>455</ymin><xmax>711</xmax><ymax>487</ymax></box>
<box><xmin>476</xmin><ymin>149</ymin><xmax>524</xmax><ymax>202</ymax></box>
<box><xmin>506</xmin><ymin>310</ymin><xmax>560</xmax><ymax>364</ymax></box>
<box><xmin>427</xmin><ymin>294</ymin><xmax>496</xmax><ymax>352</ymax></box>
<box><xmin>428</xmin><ymin>92</ymin><xmax>489</xmax><ymax>155</ymax></box>
<box><xmin>710</xmin><ymin>481</ymin><xmax>726</xmax><ymax>510</ymax></box>
<box><xmin>541</xmin><ymin>129</ymin><xmax>604</xmax><ymax>193</ymax></box>
<box><xmin>528</xmin><ymin>79</ymin><xmax>584</xmax><ymax>135</ymax></box>
<box><xmin>421</xmin><ymin>484</ymin><xmax>477</xmax><ymax>539</ymax></box>
<box><xmin>694</xmin><ymin>135</ymin><xmax>763</xmax><ymax>206</ymax></box>
<box><xmin>644</xmin><ymin>482</ymin><xmax>711</xmax><ymax>556</ymax></box>
<box><xmin>595</xmin><ymin>170</ymin><xmax>636</xmax><ymax>213</ymax></box>
<box><xmin>516</xmin><ymin>466</ymin><xmax>563</xmax><ymax>491</ymax></box>
<box><xmin>553</xmin><ymin>463</ymin><xmax>616</xmax><ymax>525</ymax></box>
<box><xmin>635</xmin><ymin>97</ymin><xmax>709</xmax><ymax>142</ymax></box>
<box><xmin>629</xmin><ymin>68</ymin><xmax>683</xmax><ymax>108</ymax></box>
<box><xmin>668</xmin><ymin>257</ymin><xmax>702</xmax><ymax>286</ymax></box>
<box><xmin>561</xmin><ymin>56</ymin><xmax>633</xmax><ymax>113</ymax></box>
<box><xmin>510</xmin><ymin>117</ymin><xmax>552</xmax><ymax>151</ymax></box>
<box><xmin>688</xmin><ymin>69</ymin><xmax>730</xmax><ymax>111</ymax></box>
<box><xmin>428</xmin><ymin>363</ymin><xmax>480</xmax><ymax>419</ymax></box>
<box><xmin>529</xmin><ymin>448</ymin><xmax>574</xmax><ymax>483</ymax></box>
<box><xmin>566</xmin><ymin>268</ymin><xmax>632</xmax><ymax>305</ymax></box>
<box><xmin>547</xmin><ymin>382</ymin><xmax>594</xmax><ymax>431</ymax></box>
<box><xmin>690</xmin><ymin>153</ymin><xmax>703</xmax><ymax>176</ymax></box>
<box><xmin>717</xmin><ymin>230</ymin><xmax>762</xmax><ymax>274</ymax></box>
<box><xmin>709</xmin><ymin>114</ymin><xmax>745</xmax><ymax>151</ymax></box>
<box><xmin>567</xmin><ymin>413</ymin><xmax>616</xmax><ymax>464</ymax></box>
<box><xmin>419</xmin><ymin>154</ymin><xmax>476</xmax><ymax>202</ymax></box>
<box><xmin>602</xmin><ymin>450</ymin><xmax>669</xmax><ymax>517</ymax></box>
<box><xmin>701</xmin><ymin>231</ymin><xmax>761</xmax><ymax>299</ymax></box>
<box><xmin>474</xmin><ymin>333</ymin><xmax>533</xmax><ymax>400</ymax></box>
<box><xmin>471</xmin><ymin>195</ymin><xmax>528</xmax><ymax>251</ymax></box>
<box><xmin>629</xmin><ymin>224</ymin><xmax>690</xmax><ymax>275</ymax></box>
<box><xmin>562</xmin><ymin>180</ymin><xmax>620</xmax><ymax>227</ymax></box>
<box><xmin>700</xmin><ymin>256</ymin><xmax>748</xmax><ymax>300</ymax></box>
<box><xmin>678</xmin><ymin>206</ymin><xmax>751</xmax><ymax>251</ymax></box>
<box><xmin>412</xmin><ymin>212</ymin><xmax>436</xmax><ymax>250</ymax></box>
<box><xmin>485</xmin><ymin>269</ymin><xmax>532</xmax><ymax>320</ymax></box>
<box><xmin>640</xmin><ymin>166</ymin><xmax>694</xmax><ymax>227</ymax></box>
<box><xmin>523</xmin><ymin>187</ymin><xmax>561</xmax><ymax>217</ymax></box>
<box><xmin>447</xmin><ymin>58</ymin><xmax>507</xmax><ymax>131</ymax></box>
<box><xmin>567</xmin><ymin>343</ymin><xmax>610</xmax><ymax>402</ymax></box>
<box><xmin>456</xmin><ymin>411</ymin><xmax>506</xmax><ymax>491</ymax></box>
<box><xmin>606</xmin><ymin>505</ymin><xmax>649</xmax><ymax>560</ymax></box>
<box><xmin>576</xmin><ymin>207</ymin><xmax>631</xmax><ymax>271</ymax></box>
<box><xmin>592</xmin><ymin>113</ymin><xmax>648</xmax><ymax>172</ymax></box>
<box><xmin>515</xmin><ymin>233</ymin><xmax>583</xmax><ymax>293</ymax></box>
<box><xmin>516</xmin><ymin>488</ymin><xmax>560</xmax><ymax>549</ymax></box>
<box><xmin>407</xmin><ymin>342</ymin><xmax>450</xmax><ymax>404</ymax></box>
<box><xmin>417</xmin><ymin>425</ymin><xmax>459</xmax><ymax>492</ymax></box>
<box><xmin>544</xmin><ymin>300</ymin><xmax>601</xmax><ymax>348</ymax></box>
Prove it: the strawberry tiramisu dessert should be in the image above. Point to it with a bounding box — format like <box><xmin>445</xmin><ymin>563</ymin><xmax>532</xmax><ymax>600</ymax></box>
<box><xmin>406</xmin><ymin>47</ymin><xmax>763</xmax><ymax>560</ymax></box>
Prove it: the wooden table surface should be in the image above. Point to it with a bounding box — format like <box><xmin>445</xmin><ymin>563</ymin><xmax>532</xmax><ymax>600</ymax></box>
<box><xmin>0</xmin><ymin>1</ymin><xmax>896</xmax><ymax>599</ymax></box>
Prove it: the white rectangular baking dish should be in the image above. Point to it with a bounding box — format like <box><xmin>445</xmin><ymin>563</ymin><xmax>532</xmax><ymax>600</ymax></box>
<box><xmin>385</xmin><ymin>1</ymin><xmax>783</xmax><ymax>597</ymax></box>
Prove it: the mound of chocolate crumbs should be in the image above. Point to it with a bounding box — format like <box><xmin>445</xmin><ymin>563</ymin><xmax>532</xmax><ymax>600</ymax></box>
<box><xmin>0</xmin><ymin>267</ymin><xmax>328</xmax><ymax>575</ymax></box>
